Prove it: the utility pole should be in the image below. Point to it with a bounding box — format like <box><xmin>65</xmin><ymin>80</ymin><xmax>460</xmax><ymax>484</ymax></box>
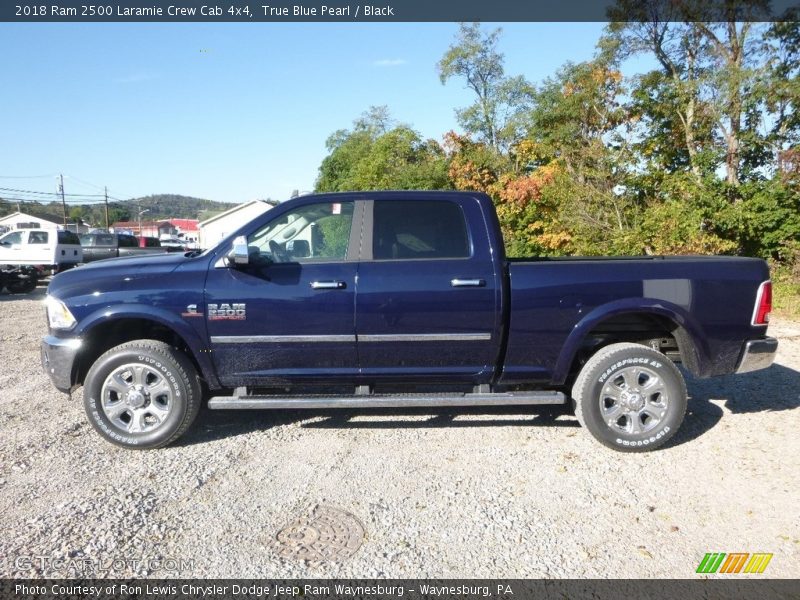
<box><xmin>104</xmin><ymin>186</ymin><xmax>110</xmax><ymax>231</ymax></box>
<box><xmin>59</xmin><ymin>174</ymin><xmax>67</xmax><ymax>228</ymax></box>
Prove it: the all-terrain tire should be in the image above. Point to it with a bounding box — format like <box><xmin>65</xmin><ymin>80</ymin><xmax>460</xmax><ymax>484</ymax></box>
<box><xmin>83</xmin><ymin>340</ymin><xmax>201</xmax><ymax>449</ymax></box>
<box><xmin>572</xmin><ymin>342</ymin><xmax>687</xmax><ymax>452</ymax></box>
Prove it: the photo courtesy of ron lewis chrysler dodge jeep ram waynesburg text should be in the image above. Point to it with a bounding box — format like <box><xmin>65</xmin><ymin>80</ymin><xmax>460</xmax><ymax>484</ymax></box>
<box><xmin>40</xmin><ymin>191</ymin><xmax>778</xmax><ymax>451</ymax></box>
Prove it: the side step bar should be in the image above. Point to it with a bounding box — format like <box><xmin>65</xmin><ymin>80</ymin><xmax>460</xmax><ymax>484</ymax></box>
<box><xmin>208</xmin><ymin>390</ymin><xmax>566</xmax><ymax>410</ymax></box>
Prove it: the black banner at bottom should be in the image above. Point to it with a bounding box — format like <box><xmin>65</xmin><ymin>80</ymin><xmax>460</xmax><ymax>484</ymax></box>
<box><xmin>2</xmin><ymin>579</ymin><xmax>799</xmax><ymax>600</ymax></box>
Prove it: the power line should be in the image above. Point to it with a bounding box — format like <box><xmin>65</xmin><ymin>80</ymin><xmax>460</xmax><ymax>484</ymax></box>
<box><xmin>0</xmin><ymin>186</ymin><xmax>106</xmax><ymax>197</ymax></box>
<box><xmin>0</xmin><ymin>195</ymin><xmax>119</xmax><ymax>205</ymax></box>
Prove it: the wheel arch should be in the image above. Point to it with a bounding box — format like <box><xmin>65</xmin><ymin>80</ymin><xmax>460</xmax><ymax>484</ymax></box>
<box><xmin>72</xmin><ymin>306</ymin><xmax>219</xmax><ymax>390</ymax></box>
<box><xmin>552</xmin><ymin>298</ymin><xmax>709</xmax><ymax>385</ymax></box>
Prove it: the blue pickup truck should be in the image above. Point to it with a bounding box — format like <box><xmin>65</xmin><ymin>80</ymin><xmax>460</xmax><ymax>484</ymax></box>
<box><xmin>41</xmin><ymin>191</ymin><xmax>778</xmax><ymax>451</ymax></box>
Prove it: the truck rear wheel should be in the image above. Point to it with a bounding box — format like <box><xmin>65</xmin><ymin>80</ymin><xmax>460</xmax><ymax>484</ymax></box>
<box><xmin>572</xmin><ymin>343</ymin><xmax>687</xmax><ymax>452</ymax></box>
<box><xmin>83</xmin><ymin>340</ymin><xmax>201</xmax><ymax>449</ymax></box>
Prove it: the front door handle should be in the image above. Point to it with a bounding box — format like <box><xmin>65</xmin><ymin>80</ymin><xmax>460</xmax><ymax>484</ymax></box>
<box><xmin>451</xmin><ymin>278</ymin><xmax>486</xmax><ymax>288</ymax></box>
<box><xmin>310</xmin><ymin>280</ymin><xmax>347</xmax><ymax>290</ymax></box>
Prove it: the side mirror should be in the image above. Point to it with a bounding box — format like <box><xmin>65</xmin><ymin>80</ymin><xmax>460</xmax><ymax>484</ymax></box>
<box><xmin>227</xmin><ymin>235</ymin><xmax>249</xmax><ymax>266</ymax></box>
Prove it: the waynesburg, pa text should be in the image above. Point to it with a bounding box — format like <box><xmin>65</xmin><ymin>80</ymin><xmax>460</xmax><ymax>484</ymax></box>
<box><xmin>16</xmin><ymin>583</ymin><xmax>513</xmax><ymax>597</ymax></box>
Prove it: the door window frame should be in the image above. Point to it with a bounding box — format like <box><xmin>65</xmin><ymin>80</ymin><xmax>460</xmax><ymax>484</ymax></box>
<box><xmin>358</xmin><ymin>199</ymin><xmax>474</xmax><ymax>262</ymax></box>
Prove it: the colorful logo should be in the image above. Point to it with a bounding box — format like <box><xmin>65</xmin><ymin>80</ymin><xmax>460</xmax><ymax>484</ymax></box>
<box><xmin>696</xmin><ymin>552</ymin><xmax>773</xmax><ymax>574</ymax></box>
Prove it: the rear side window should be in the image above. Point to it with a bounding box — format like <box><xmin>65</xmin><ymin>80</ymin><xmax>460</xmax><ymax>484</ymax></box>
<box><xmin>29</xmin><ymin>231</ymin><xmax>49</xmax><ymax>244</ymax></box>
<box><xmin>144</xmin><ymin>237</ymin><xmax>160</xmax><ymax>247</ymax></box>
<box><xmin>372</xmin><ymin>200</ymin><xmax>470</xmax><ymax>260</ymax></box>
<box><xmin>95</xmin><ymin>234</ymin><xmax>115</xmax><ymax>246</ymax></box>
<box><xmin>119</xmin><ymin>235</ymin><xmax>137</xmax><ymax>248</ymax></box>
<box><xmin>57</xmin><ymin>231</ymin><xmax>80</xmax><ymax>244</ymax></box>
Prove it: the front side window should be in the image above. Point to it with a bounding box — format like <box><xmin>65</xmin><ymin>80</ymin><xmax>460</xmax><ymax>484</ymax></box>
<box><xmin>0</xmin><ymin>231</ymin><xmax>23</xmax><ymax>245</ymax></box>
<box><xmin>247</xmin><ymin>201</ymin><xmax>354</xmax><ymax>263</ymax></box>
<box><xmin>372</xmin><ymin>200</ymin><xmax>470</xmax><ymax>260</ymax></box>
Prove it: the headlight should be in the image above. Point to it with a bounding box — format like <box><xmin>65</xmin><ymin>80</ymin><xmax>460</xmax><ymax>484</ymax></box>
<box><xmin>44</xmin><ymin>295</ymin><xmax>77</xmax><ymax>330</ymax></box>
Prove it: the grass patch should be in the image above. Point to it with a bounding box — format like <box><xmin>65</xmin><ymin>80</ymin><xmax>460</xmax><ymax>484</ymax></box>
<box><xmin>771</xmin><ymin>263</ymin><xmax>800</xmax><ymax>320</ymax></box>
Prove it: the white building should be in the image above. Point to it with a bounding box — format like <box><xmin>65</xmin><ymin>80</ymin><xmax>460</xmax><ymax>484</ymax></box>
<box><xmin>198</xmin><ymin>200</ymin><xmax>275</xmax><ymax>249</ymax></box>
<box><xmin>0</xmin><ymin>211</ymin><xmax>61</xmax><ymax>232</ymax></box>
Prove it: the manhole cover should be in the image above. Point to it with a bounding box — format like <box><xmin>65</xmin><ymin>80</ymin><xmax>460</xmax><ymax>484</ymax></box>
<box><xmin>275</xmin><ymin>505</ymin><xmax>364</xmax><ymax>562</ymax></box>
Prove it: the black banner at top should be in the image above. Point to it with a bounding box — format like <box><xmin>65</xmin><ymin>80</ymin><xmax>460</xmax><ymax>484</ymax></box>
<box><xmin>2</xmin><ymin>0</ymin><xmax>799</xmax><ymax>22</ymax></box>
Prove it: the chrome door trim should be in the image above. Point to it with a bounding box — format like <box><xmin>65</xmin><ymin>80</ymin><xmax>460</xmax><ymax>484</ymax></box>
<box><xmin>358</xmin><ymin>333</ymin><xmax>491</xmax><ymax>342</ymax></box>
<box><xmin>211</xmin><ymin>334</ymin><xmax>357</xmax><ymax>344</ymax></box>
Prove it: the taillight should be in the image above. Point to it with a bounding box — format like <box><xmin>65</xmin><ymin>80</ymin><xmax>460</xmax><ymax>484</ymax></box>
<box><xmin>752</xmin><ymin>281</ymin><xmax>772</xmax><ymax>326</ymax></box>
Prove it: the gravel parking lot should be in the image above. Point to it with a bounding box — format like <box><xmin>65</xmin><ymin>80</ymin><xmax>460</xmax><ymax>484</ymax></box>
<box><xmin>1</xmin><ymin>286</ymin><xmax>798</xmax><ymax>579</ymax></box>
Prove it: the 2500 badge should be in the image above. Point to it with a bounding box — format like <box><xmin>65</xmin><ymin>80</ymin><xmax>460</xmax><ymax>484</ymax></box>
<box><xmin>207</xmin><ymin>303</ymin><xmax>246</xmax><ymax>320</ymax></box>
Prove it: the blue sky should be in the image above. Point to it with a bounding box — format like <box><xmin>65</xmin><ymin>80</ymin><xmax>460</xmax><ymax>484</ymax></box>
<box><xmin>1</xmin><ymin>22</ymin><xmax>617</xmax><ymax>205</ymax></box>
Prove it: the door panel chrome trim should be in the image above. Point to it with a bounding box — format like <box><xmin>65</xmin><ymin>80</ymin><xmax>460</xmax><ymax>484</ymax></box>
<box><xmin>358</xmin><ymin>333</ymin><xmax>491</xmax><ymax>342</ymax></box>
<box><xmin>211</xmin><ymin>332</ymin><xmax>491</xmax><ymax>344</ymax></box>
<box><xmin>211</xmin><ymin>334</ymin><xmax>356</xmax><ymax>344</ymax></box>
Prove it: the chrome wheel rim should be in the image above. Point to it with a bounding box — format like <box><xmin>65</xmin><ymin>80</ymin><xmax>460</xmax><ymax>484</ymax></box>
<box><xmin>101</xmin><ymin>363</ymin><xmax>173</xmax><ymax>434</ymax></box>
<box><xmin>599</xmin><ymin>365</ymin><xmax>668</xmax><ymax>435</ymax></box>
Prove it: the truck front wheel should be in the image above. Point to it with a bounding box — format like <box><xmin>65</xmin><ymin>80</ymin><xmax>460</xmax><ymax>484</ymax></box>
<box><xmin>572</xmin><ymin>342</ymin><xmax>687</xmax><ymax>452</ymax></box>
<box><xmin>83</xmin><ymin>340</ymin><xmax>201</xmax><ymax>449</ymax></box>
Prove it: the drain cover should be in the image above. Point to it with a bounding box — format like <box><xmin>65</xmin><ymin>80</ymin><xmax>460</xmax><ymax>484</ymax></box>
<box><xmin>275</xmin><ymin>505</ymin><xmax>364</xmax><ymax>562</ymax></box>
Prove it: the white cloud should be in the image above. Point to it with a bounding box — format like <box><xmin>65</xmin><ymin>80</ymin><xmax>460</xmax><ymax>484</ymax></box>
<box><xmin>372</xmin><ymin>58</ymin><xmax>407</xmax><ymax>67</ymax></box>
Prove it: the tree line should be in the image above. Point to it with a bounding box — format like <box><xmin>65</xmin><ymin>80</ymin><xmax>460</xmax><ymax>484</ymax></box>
<box><xmin>315</xmin><ymin>10</ymin><xmax>800</xmax><ymax>269</ymax></box>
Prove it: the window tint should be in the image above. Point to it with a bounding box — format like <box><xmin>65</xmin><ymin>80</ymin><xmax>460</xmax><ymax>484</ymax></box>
<box><xmin>119</xmin><ymin>235</ymin><xmax>137</xmax><ymax>248</ymax></box>
<box><xmin>247</xmin><ymin>201</ymin><xmax>354</xmax><ymax>263</ymax></box>
<box><xmin>372</xmin><ymin>200</ymin><xmax>470</xmax><ymax>260</ymax></box>
<box><xmin>95</xmin><ymin>234</ymin><xmax>115</xmax><ymax>246</ymax></box>
<box><xmin>144</xmin><ymin>237</ymin><xmax>160</xmax><ymax>247</ymax></box>
<box><xmin>29</xmin><ymin>231</ymin><xmax>49</xmax><ymax>244</ymax></box>
<box><xmin>57</xmin><ymin>231</ymin><xmax>80</xmax><ymax>244</ymax></box>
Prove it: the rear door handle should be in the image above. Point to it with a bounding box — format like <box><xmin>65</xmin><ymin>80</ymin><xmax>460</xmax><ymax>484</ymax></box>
<box><xmin>451</xmin><ymin>278</ymin><xmax>486</xmax><ymax>287</ymax></box>
<box><xmin>310</xmin><ymin>280</ymin><xmax>347</xmax><ymax>290</ymax></box>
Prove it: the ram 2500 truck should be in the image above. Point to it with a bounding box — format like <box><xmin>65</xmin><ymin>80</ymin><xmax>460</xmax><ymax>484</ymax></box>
<box><xmin>41</xmin><ymin>191</ymin><xmax>777</xmax><ymax>451</ymax></box>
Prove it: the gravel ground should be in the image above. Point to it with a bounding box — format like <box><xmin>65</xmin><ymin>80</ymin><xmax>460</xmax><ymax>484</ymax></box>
<box><xmin>0</xmin><ymin>286</ymin><xmax>798</xmax><ymax>579</ymax></box>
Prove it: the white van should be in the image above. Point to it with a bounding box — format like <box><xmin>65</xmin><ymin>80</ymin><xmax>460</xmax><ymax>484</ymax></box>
<box><xmin>0</xmin><ymin>229</ymin><xmax>83</xmax><ymax>273</ymax></box>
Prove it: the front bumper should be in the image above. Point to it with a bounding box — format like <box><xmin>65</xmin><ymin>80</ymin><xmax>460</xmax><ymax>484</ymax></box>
<box><xmin>41</xmin><ymin>335</ymin><xmax>82</xmax><ymax>393</ymax></box>
<box><xmin>735</xmin><ymin>337</ymin><xmax>778</xmax><ymax>374</ymax></box>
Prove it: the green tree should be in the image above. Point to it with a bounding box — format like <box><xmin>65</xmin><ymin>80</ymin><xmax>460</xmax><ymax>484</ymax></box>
<box><xmin>315</xmin><ymin>108</ymin><xmax>450</xmax><ymax>192</ymax></box>
<box><xmin>438</xmin><ymin>23</ymin><xmax>533</xmax><ymax>153</ymax></box>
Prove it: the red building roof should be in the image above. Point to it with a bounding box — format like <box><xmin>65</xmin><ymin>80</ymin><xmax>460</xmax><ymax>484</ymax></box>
<box><xmin>169</xmin><ymin>218</ymin><xmax>199</xmax><ymax>232</ymax></box>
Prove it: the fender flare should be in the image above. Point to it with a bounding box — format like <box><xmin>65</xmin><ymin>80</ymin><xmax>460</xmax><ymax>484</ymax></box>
<box><xmin>551</xmin><ymin>297</ymin><xmax>709</xmax><ymax>384</ymax></box>
<box><xmin>74</xmin><ymin>303</ymin><xmax>219</xmax><ymax>388</ymax></box>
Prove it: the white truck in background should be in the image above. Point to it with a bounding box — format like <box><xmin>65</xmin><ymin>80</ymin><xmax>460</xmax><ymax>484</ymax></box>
<box><xmin>0</xmin><ymin>229</ymin><xmax>83</xmax><ymax>293</ymax></box>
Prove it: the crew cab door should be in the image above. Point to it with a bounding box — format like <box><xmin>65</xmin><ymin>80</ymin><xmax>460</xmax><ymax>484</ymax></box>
<box><xmin>355</xmin><ymin>197</ymin><xmax>502</xmax><ymax>383</ymax></box>
<box><xmin>204</xmin><ymin>200</ymin><xmax>361</xmax><ymax>387</ymax></box>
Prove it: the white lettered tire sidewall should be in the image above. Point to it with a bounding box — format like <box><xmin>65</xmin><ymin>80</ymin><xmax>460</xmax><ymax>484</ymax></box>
<box><xmin>83</xmin><ymin>340</ymin><xmax>201</xmax><ymax>449</ymax></box>
<box><xmin>572</xmin><ymin>343</ymin><xmax>687</xmax><ymax>452</ymax></box>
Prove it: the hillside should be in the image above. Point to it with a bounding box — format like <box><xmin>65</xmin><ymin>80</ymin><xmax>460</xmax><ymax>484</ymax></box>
<box><xmin>0</xmin><ymin>194</ymin><xmax>239</xmax><ymax>228</ymax></box>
